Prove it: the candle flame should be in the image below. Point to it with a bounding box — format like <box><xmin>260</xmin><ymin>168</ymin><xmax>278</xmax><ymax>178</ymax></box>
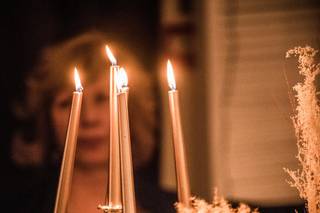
<box><xmin>105</xmin><ymin>45</ymin><xmax>117</xmax><ymax>65</ymax></box>
<box><xmin>116</xmin><ymin>67</ymin><xmax>128</xmax><ymax>91</ymax></box>
<box><xmin>167</xmin><ymin>60</ymin><xmax>176</xmax><ymax>90</ymax></box>
<box><xmin>74</xmin><ymin>67</ymin><xmax>83</xmax><ymax>92</ymax></box>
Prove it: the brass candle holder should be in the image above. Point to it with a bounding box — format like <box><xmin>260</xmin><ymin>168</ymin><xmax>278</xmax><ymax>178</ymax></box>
<box><xmin>98</xmin><ymin>204</ymin><xmax>123</xmax><ymax>213</ymax></box>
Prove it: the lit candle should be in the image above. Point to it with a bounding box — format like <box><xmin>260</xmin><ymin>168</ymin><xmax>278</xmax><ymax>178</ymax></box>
<box><xmin>54</xmin><ymin>68</ymin><xmax>83</xmax><ymax>213</ymax></box>
<box><xmin>116</xmin><ymin>68</ymin><xmax>136</xmax><ymax>213</ymax></box>
<box><xmin>105</xmin><ymin>45</ymin><xmax>122</xmax><ymax>210</ymax></box>
<box><xmin>166</xmin><ymin>60</ymin><xmax>191</xmax><ymax>207</ymax></box>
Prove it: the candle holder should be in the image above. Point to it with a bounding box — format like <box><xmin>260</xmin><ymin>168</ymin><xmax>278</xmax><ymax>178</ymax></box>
<box><xmin>97</xmin><ymin>204</ymin><xmax>123</xmax><ymax>213</ymax></box>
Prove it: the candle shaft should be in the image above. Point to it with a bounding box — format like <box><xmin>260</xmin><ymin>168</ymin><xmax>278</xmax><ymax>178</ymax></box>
<box><xmin>168</xmin><ymin>90</ymin><xmax>191</xmax><ymax>207</ymax></box>
<box><xmin>109</xmin><ymin>65</ymin><xmax>122</xmax><ymax>207</ymax></box>
<box><xmin>54</xmin><ymin>91</ymin><xmax>82</xmax><ymax>213</ymax></box>
<box><xmin>118</xmin><ymin>89</ymin><xmax>136</xmax><ymax>213</ymax></box>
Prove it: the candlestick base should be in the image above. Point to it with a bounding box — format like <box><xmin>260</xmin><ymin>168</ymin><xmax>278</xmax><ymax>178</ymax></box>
<box><xmin>97</xmin><ymin>204</ymin><xmax>122</xmax><ymax>213</ymax></box>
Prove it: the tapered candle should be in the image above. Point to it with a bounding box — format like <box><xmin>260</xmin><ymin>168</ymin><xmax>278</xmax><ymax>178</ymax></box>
<box><xmin>116</xmin><ymin>68</ymin><xmax>136</xmax><ymax>213</ymax></box>
<box><xmin>166</xmin><ymin>60</ymin><xmax>191</xmax><ymax>207</ymax></box>
<box><xmin>54</xmin><ymin>68</ymin><xmax>83</xmax><ymax>213</ymax></box>
<box><xmin>105</xmin><ymin>45</ymin><xmax>122</xmax><ymax>210</ymax></box>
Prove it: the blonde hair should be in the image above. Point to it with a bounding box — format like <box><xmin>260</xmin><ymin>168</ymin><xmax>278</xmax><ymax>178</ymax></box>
<box><xmin>13</xmin><ymin>31</ymin><xmax>158</xmax><ymax>168</ymax></box>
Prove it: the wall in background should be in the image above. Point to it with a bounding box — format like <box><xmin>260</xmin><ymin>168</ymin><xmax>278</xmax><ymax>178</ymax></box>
<box><xmin>204</xmin><ymin>0</ymin><xmax>320</xmax><ymax>206</ymax></box>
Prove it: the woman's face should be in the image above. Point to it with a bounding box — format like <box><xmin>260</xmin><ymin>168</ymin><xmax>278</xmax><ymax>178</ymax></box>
<box><xmin>51</xmin><ymin>75</ymin><xmax>109</xmax><ymax>167</ymax></box>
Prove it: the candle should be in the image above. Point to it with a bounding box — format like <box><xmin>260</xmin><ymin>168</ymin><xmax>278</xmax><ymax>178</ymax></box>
<box><xmin>166</xmin><ymin>60</ymin><xmax>191</xmax><ymax>207</ymax></box>
<box><xmin>116</xmin><ymin>68</ymin><xmax>136</xmax><ymax>213</ymax></box>
<box><xmin>54</xmin><ymin>68</ymin><xmax>83</xmax><ymax>213</ymax></box>
<box><xmin>105</xmin><ymin>45</ymin><xmax>122</xmax><ymax>210</ymax></box>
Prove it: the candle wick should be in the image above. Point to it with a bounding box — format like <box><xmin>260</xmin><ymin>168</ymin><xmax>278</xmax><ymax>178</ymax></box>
<box><xmin>76</xmin><ymin>86</ymin><xmax>84</xmax><ymax>92</ymax></box>
<box><xmin>170</xmin><ymin>86</ymin><xmax>176</xmax><ymax>91</ymax></box>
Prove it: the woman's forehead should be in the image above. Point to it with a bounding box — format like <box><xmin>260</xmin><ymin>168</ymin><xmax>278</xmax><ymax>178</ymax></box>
<box><xmin>84</xmin><ymin>75</ymin><xmax>108</xmax><ymax>91</ymax></box>
<box><xmin>54</xmin><ymin>76</ymin><xmax>108</xmax><ymax>100</ymax></box>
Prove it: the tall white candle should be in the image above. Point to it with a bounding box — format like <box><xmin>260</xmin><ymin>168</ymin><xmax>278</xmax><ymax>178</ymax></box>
<box><xmin>166</xmin><ymin>60</ymin><xmax>191</xmax><ymax>207</ymax></box>
<box><xmin>116</xmin><ymin>68</ymin><xmax>136</xmax><ymax>213</ymax></box>
<box><xmin>54</xmin><ymin>68</ymin><xmax>83</xmax><ymax>213</ymax></box>
<box><xmin>105</xmin><ymin>46</ymin><xmax>122</xmax><ymax>210</ymax></box>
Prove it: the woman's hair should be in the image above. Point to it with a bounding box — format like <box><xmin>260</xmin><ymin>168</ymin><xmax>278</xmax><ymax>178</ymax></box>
<box><xmin>12</xmin><ymin>31</ymin><xmax>159</xmax><ymax>169</ymax></box>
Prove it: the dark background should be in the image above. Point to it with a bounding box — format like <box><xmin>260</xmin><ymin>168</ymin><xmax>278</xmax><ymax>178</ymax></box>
<box><xmin>1</xmin><ymin>0</ymin><xmax>160</xmax><ymax>169</ymax></box>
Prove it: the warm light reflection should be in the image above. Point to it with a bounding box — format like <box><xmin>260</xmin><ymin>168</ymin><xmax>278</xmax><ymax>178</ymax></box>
<box><xmin>167</xmin><ymin>60</ymin><xmax>176</xmax><ymax>90</ymax></box>
<box><xmin>116</xmin><ymin>67</ymin><xmax>128</xmax><ymax>91</ymax></box>
<box><xmin>74</xmin><ymin>67</ymin><xmax>83</xmax><ymax>92</ymax></box>
<box><xmin>105</xmin><ymin>45</ymin><xmax>117</xmax><ymax>65</ymax></box>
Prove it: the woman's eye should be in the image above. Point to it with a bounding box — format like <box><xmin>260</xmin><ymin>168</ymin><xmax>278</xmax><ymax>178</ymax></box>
<box><xmin>57</xmin><ymin>97</ymin><xmax>72</xmax><ymax>109</ymax></box>
<box><xmin>95</xmin><ymin>93</ymin><xmax>108</xmax><ymax>104</ymax></box>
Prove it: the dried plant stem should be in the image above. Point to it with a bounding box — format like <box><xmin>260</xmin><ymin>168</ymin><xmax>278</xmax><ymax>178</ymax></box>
<box><xmin>175</xmin><ymin>189</ymin><xmax>259</xmax><ymax>213</ymax></box>
<box><xmin>284</xmin><ymin>46</ymin><xmax>320</xmax><ymax>213</ymax></box>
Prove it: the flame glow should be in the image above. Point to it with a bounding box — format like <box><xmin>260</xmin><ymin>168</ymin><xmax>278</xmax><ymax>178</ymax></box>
<box><xmin>116</xmin><ymin>67</ymin><xmax>128</xmax><ymax>91</ymax></box>
<box><xmin>74</xmin><ymin>67</ymin><xmax>83</xmax><ymax>91</ymax></box>
<box><xmin>105</xmin><ymin>45</ymin><xmax>117</xmax><ymax>65</ymax></box>
<box><xmin>167</xmin><ymin>60</ymin><xmax>176</xmax><ymax>90</ymax></box>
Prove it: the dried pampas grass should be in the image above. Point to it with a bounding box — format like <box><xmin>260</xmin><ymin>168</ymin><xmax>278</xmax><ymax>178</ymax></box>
<box><xmin>284</xmin><ymin>46</ymin><xmax>320</xmax><ymax>213</ymax></box>
<box><xmin>175</xmin><ymin>189</ymin><xmax>258</xmax><ymax>213</ymax></box>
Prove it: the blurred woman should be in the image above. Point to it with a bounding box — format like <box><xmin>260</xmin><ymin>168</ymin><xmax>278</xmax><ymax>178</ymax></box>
<box><xmin>10</xmin><ymin>31</ymin><xmax>175</xmax><ymax>213</ymax></box>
